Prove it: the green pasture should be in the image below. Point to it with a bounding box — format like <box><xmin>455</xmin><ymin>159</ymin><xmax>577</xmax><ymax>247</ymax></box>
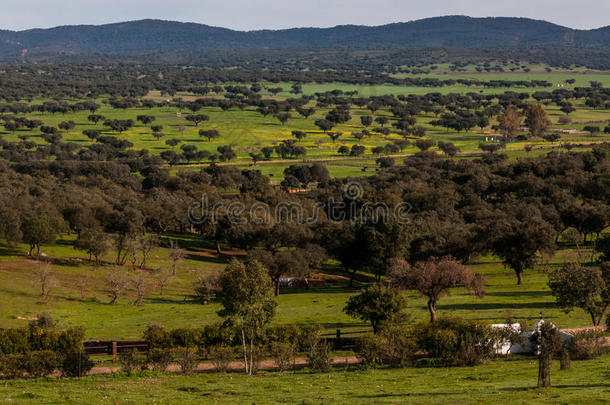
<box><xmin>0</xmin><ymin>233</ymin><xmax>602</xmax><ymax>340</ymax></box>
<box><xmin>2</xmin><ymin>355</ymin><xmax>610</xmax><ymax>404</ymax></box>
<box><xmin>2</xmin><ymin>96</ymin><xmax>609</xmax><ymax>171</ymax></box>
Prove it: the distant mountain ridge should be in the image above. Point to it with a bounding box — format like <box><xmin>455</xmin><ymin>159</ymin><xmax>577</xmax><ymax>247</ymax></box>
<box><xmin>0</xmin><ymin>16</ymin><xmax>608</xmax><ymax>58</ymax></box>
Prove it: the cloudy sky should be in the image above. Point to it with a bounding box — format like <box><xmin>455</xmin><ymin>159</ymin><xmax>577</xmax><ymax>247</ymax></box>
<box><xmin>2</xmin><ymin>0</ymin><xmax>609</xmax><ymax>31</ymax></box>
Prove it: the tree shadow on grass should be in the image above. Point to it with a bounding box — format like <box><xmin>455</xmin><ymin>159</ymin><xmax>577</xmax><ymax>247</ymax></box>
<box><xmin>0</xmin><ymin>247</ymin><xmax>21</xmax><ymax>256</ymax></box>
<box><xmin>485</xmin><ymin>291</ymin><xmax>552</xmax><ymax>298</ymax></box>
<box><xmin>438</xmin><ymin>301</ymin><xmax>558</xmax><ymax>311</ymax></box>
<box><xmin>184</xmin><ymin>253</ymin><xmax>227</xmax><ymax>265</ymax></box>
<box><xmin>276</xmin><ymin>287</ymin><xmax>359</xmax><ymax>295</ymax></box>
<box><xmin>354</xmin><ymin>392</ymin><xmax>461</xmax><ymax>398</ymax></box>
<box><xmin>499</xmin><ymin>383</ymin><xmax>610</xmax><ymax>392</ymax></box>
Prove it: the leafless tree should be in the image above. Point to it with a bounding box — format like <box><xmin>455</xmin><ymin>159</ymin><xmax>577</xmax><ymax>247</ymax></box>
<box><xmin>35</xmin><ymin>262</ymin><xmax>58</xmax><ymax>299</ymax></box>
<box><xmin>154</xmin><ymin>268</ymin><xmax>174</xmax><ymax>296</ymax></box>
<box><xmin>107</xmin><ymin>268</ymin><xmax>128</xmax><ymax>304</ymax></box>
<box><xmin>169</xmin><ymin>240</ymin><xmax>185</xmax><ymax>275</ymax></box>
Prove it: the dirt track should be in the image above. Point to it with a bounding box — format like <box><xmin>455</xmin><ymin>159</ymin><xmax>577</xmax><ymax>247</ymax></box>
<box><xmin>88</xmin><ymin>356</ymin><xmax>361</xmax><ymax>376</ymax></box>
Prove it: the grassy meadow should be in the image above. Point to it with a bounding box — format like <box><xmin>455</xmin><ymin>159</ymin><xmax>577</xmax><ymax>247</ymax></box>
<box><xmin>1</xmin><ymin>70</ymin><xmax>609</xmax><ymax>178</ymax></box>
<box><xmin>0</xmin><ymin>233</ymin><xmax>601</xmax><ymax>340</ymax></box>
<box><xmin>1</xmin><ymin>355</ymin><xmax>610</xmax><ymax>404</ymax></box>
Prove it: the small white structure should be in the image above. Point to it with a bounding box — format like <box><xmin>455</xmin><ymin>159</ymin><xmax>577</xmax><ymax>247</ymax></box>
<box><xmin>490</xmin><ymin>323</ymin><xmax>532</xmax><ymax>354</ymax></box>
<box><xmin>491</xmin><ymin>319</ymin><xmax>573</xmax><ymax>355</ymax></box>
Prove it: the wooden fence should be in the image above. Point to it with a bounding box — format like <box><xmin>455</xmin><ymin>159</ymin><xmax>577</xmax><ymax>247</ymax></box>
<box><xmin>83</xmin><ymin>329</ymin><xmax>369</xmax><ymax>358</ymax></box>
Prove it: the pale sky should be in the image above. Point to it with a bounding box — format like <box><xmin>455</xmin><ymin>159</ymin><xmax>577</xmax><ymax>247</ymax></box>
<box><xmin>2</xmin><ymin>0</ymin><xmax>609</xmax><ymax>31</ymax></box>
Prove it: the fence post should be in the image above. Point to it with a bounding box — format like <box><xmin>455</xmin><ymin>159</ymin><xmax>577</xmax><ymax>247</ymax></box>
<box><xmin>112</xmin><ymin>341</ymin><xmax>118</xmax><ymax>361</ymax></box>
<box><xmin>335</xmin><ymin>329</ymin><xmax>341</xmax><ymax>350</ymax></box>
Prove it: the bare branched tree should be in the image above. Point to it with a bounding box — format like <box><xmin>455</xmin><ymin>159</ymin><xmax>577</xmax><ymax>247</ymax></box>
<box><xmin>131</xmin><ymin>272</ymin><xmax>150</xmax><ymax>306</ymax></box>
<box><xmin>107</xmin><ymin>268</ymin><xmax>128</xmax><ymax>304</ymax></box>
<box><xmin>35</xmin><ymin>262</ymin><xmax>58</xmax><ymax>299</ymax></box>
<box><xmin>169</xmin><ymin>240</ymin><xmax>185</xmax><ymax>275</ymax></box>
<box><xmin>154</xmin><ymin>268</ymin><xmax>174</xmax><ymax>296</ymax></box>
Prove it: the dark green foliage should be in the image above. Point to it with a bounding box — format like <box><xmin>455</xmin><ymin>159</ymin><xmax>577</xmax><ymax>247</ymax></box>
<box><xmin>344</xmin><ymin>284</ymin><xmax>406</xmax><ymax>333</ymax></box>
<box><xmin>60</xmin><ymin>350</ymin><xmax>95</xmax><ymax>377</ymax></box>
<box><xmin>356</xmin><ymin>322</ymin><xmax>416</xmax><ymax>368</ymax></box>
<box><xmin>412</xmin><ymin>318</ymin><xmax>495</xmax><ymax>366</ymax></box>
<box><xmin>0</xmin><ymin>326</ymin><xmax>85</xmax><ymax>355</ymax></box>
<box><xmin>548</xmin><ymin>263</ymin><xmax>610</xmax><ymax>326</ymax></box>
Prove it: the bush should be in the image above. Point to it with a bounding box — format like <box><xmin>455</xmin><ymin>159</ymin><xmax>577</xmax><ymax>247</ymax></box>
<box><xmin>119</xmin><ymin>349</ymin><xmax>146</xmax><ymax>373</ymax></box>
<box><xmin>210</xmin><ymin>345</ymin><xmax>234</xmax><ymax>372</ymax></box>
<box><xmin>23</xmin><ymin>350</ymin><xmax>60</xmax><ymax>378</ymax></box>
<box><xmin>0</xmin><ymin>354</ymin><xmax>25</xmax><ymax>379</ymax></box>
<box><xmin>170</xmin><ymin>328</ymin><xmax>203</xmax><ymax>348</ymax></box>
<box><xmin>147</xmin><ymin>348</ymin><xmax>173</xmax><ymax>371</ymax></box>
<box><xmin>569</xmin><ymin>331</ymin><xmax>607</xmax><ymax>360</ymax></box>
<box><xmin>13</xmin><ymin>326</ymin><xmax>85</xmax><ymax>354</ymax></box>
<box><xmin>143</xmin><ymin>324</ymin><xmax>173</xmax><ymax>349</ymax></box>
<box><xmin>60</xmin><ymin>350</ymin><xmax>94</xmax><ymax>377</ymax></box>
<box><xmin>356</xmin><ymin>323</ymin><xmax>415</xmax><ymax>368</ymax></box>
<box><xmin>201</xmin><ymin>323</ymin><xmax>235</xmax><ymax>348</ymax></box>
<box><xmin>269</xmin><ymin>342</ymin><xmax>296</xmax><ymax>374</ymax></box>
<box><xmin>413</xmin><ymin>318</ymin><xmax>494</xmax><ymax>366</ymax></box>
<box><xmin>297</xmin><ymin>324</ymin><xmax>323</xmax><ymax>352</ymax></box>
<box><xmin>307</xmin><ymin>341</ymin><xmax>333</xmax><ymax>373</ymax></box>
<box><xmin>266</xmin><ymin>324</ymin><xmax>302</xmax><ymax>346</ymax></box>
<box><xmin>356</xmin><ymin>336</ymin><xmax>384</xmax><ymax>368</ymax></box>
<box><xmin>29</xmin><ymin>312</ymin><xmax>57</xmax><ymax>329</ymax></box>
<box><xmin>172</xmin><ymin>346</ymin><xmax>199</xmax><ymax>374</ymax></box>
<box><xmin>0</xmin><ymin>328</ymin><xmax>30</xmax><ymax>354</ymax></box>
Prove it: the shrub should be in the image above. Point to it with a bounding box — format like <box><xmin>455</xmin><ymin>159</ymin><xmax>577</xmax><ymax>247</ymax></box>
<box><xmin>143</xmin><ymin>324</ymin><xmax>173</xmax><ymax>349</ymax></box>
<box><xmin>22</xmin><ymin>350</ymin><xmax>60</xmax><ymax>378</ymax></box>
<box><xmin>170</xmin><ymin>328</ymin><xmax>203</xmax><ymax>348</ymax></box>
<box><xmin>0</xmin><ymin>354</ymin><xmax>24</xmax><ymax>379</ymax></box>
<box><xmin>356</xmin><ymin>323</ymin><xmax>416</xmax><ymax>368</ymax></box>
<box><xmin>269</xmin><ymin>342</ymin><xmax>296</xmax><ymax>374</ymax></box>
<box><xmin>29</xmin><ymin>312</ymin><xmax>57</xmax><ymax>329</ymax></box>
<box><xmin>298</xmin><ymin>324</ymin><xmax>323</xmax><ymax>352</ymax></box>
<box><xmin>119</xmin><ymin>349</ymin><xmax>146</xmax><ymax>373</ymax></box>
<box><xmin>172</xmin><ymin>346</ymin><xmax>199</xmax><ymax>374</ymax></box>
<box><xmin>569</xmin><ymin>331</ymin><xmax>607</xmax><ymax>360</ymax></box>
<box><xmin>201</xmin><ymin>323</ymin><xmax>235</xmax><ymax>348</ymax></box>
<box><xmin>60</xmin><ymin>350</ymin><xmax>94</xmax><ymax>377</ymax></box>
<box><xmin>27</xmin><ymin>326</ymin><xmax>85</xmax><ymax>353</ymax></box>
<box><xmin>356</xmin><ymin>336</ymin><xmax>384</xmax><ymax>368</ymax></box>
<box><xmin>210</xmin><ymin>345</ymin><xmax>234</xmax><ymax>373</ymax></box>
<box><xmin>413</xmin><ymin>318</ymin><xmax>494</xmax><ymax>366</ymax></box>
<box><xmin>55</xmin><ymin>327</ymin><xmax>86</xmax><ymax>353</ymax></box>
<box><xmin>0</xmin><ymin>328</ymin><xmax>30</xmax><ymax>354</ymax></box>
<box><xmin>266</xmin><ymin>324</ymin><xmax>301</xmax><ymax>346</ymax></box>
<box><xmin>147</xmin><ymin>348</ymin><xmax>173</xmax><ymax>371</ymax></box>
<box><xmin>307</xmin><ymin>341</ymin><xmax>333</xmax><ymax>373</ymax></box>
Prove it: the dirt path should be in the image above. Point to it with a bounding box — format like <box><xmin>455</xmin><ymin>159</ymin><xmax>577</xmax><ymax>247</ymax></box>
<box><xmin>87</xmin><ymin>356</ymin><xmax>360</xmax><ymax>376</ymax></box>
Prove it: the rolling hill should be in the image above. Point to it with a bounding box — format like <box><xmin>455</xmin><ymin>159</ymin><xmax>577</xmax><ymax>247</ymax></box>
<box><xmin>0</xmin><ymin>16</ymin><xmax>608</xmax><ymax>59</ymax></box>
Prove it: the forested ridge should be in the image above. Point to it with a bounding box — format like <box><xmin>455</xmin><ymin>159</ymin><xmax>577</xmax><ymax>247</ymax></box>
<box><xmin>0</xmin><ymin>16</ymin><xmax>608</xmax><ymax>60</ymax></box>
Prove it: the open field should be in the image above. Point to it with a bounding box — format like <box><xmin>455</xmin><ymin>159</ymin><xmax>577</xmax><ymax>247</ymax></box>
<box><xmin>0</xmin><ymin>234</ymin><xmax>600</xmax><ymax>340</ymax></box>
<box><xmin>1</xmin><ymin>70</ymin><xmax>609</xmax><ymax>176</ymax></box>
<box><xmin>2</xmin><ymin>355</ymin><xmax>610</xmax><ymax>404</ymax></box>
